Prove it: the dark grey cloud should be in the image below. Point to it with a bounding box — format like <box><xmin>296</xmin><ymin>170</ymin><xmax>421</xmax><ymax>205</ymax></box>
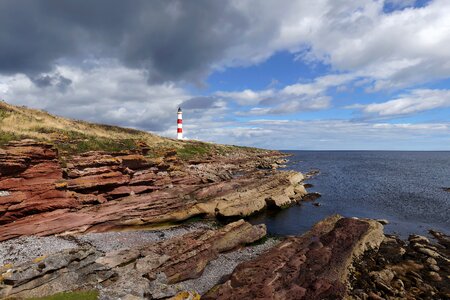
<box><xmin>31</xmin><ymin>73</ymin><xmax>72</xmax><ymax>92</ymax></box>
<box><xmin>0</xmin><ymin>0</ymin><xmax>248</xmax><ymax>83</ymax></box>
<box><xmin>181</xmin><ymin>96</ymin><xmax>219</xmax><ymax>109</ymax></box>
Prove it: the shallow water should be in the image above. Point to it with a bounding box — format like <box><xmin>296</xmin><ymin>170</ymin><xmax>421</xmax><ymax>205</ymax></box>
<box><xmin>249</xmin><ymin>151</ymin><xmax>450</xmax><ymax>238</ymax></box>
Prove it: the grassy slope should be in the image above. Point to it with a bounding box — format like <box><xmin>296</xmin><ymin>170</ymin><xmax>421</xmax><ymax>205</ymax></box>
<box><xmin>0</xmin><ymin>100</ymin><xmax>265</xmax><ymax>160</ymax></box>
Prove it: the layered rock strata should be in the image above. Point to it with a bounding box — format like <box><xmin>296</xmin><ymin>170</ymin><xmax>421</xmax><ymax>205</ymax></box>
<box><xmin>0</xmin><ymin>140</ymin><xmax>306</xmax><ymax>241</ymax></box>
<box><xmin>0</xmin><ymin>220</ymin><xmax>266</xmax><ymax>299</ymax></box>
<box><xmin>203</xmin><ymin>215</ymin><xmax>384</xmax><ymax>300</ymax></box>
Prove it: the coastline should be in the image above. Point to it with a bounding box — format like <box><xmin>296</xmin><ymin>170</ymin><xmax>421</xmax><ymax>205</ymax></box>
<box><xmin>0</xmin><ymin>140</ymin><xmax>448</xmax><ymax>299</ymax></box>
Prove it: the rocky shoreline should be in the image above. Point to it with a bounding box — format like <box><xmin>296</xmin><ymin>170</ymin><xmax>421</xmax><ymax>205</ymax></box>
<box><xmin>349</xmin><ymin>230</ymin><xmax>450</xmax><ymax>299</ymax></box>
<box><xmin>0</xmin><ymin>140</ymin><xmax>306</xmax><ymax>241</ymax></box>
<box><xmin>0</xmin><ymin>140</ymin><xmax>449</xmax><ymax>299</ymax></box>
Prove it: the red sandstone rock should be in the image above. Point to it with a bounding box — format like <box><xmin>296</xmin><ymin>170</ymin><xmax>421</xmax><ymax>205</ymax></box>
<box><xmin>203</xmin><ymin>216</ymin><xmax>384</xmax><ymax>300</ymax></box>
<box><xmin>0</xmin><ymin>140</ymin><xmax>300</xmax><ymax>241</ymax></box>
<box><xmin>66</xmin><ymin>171</ymin><xmax>130</xmax><ymax>192</ymax></box>
<box><xmin>0</xmin><ymin>220</ymin><xmax>266</xmax><ymax>299</ymax></box>
<box><xmin>118</xmin><ymin>154</ymin><xmax>150</xmax><ymax>170</ymax></box>
<box><xmin>129</xmin><ymin>170</ymin><xmax>157</xmax><ymax>185</ymax></box>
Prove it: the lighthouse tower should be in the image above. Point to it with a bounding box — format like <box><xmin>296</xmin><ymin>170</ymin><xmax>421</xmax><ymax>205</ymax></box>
<box><xmin>177</xmin><ymin>107</ymin><xmax>183</xmax><ymax>139</ymax></box>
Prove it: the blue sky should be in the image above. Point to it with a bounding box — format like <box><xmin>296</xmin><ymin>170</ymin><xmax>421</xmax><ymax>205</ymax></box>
<box><xmin>0</xmin><ymin>0</ymin><xmax>449</xmax><ymax>150</ymax></box>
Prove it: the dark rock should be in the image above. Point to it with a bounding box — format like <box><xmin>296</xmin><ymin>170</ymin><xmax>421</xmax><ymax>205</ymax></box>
<box><xmin>305</xmin><ymin>169</ymin><xmax>320</xmax><ymax>178</ymax></box>
<box><xmin>349</xmin><ymin>228</ymin><xmax>450</xmax><ymax>300</ymax></box>
<box><xmin>302</xmin><ymin>192</ymin><xmax>321</xmax><ymax>201</ymax></box>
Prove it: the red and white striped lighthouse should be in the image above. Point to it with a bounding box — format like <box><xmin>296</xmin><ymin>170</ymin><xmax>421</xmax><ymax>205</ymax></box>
<box><xmin>177</xmin><ymin>107</ymin><xmax>183</xmax><ymax>139</ymax></box>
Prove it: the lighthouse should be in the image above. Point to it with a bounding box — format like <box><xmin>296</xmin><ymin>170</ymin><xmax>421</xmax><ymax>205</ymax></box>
<box><xmin>177</xmin><ymin>107</ymin><xmax>183</xmax><ymax>139</ymax></box>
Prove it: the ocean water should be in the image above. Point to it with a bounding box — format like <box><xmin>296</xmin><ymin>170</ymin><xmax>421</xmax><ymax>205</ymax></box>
<box><xmin>249</xmin><ymin>151</ymin><xmax>450</xmax><ymax>238</ymax></box>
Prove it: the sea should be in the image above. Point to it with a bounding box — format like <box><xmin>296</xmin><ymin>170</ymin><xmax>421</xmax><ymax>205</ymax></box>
<box><xmin>249</xmin><ymin>151</ymin><xmax>450</xmax><ymax>238</ymax></box>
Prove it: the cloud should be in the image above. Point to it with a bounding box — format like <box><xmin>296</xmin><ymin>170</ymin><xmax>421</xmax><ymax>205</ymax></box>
<box><xmin>30</xmin><ymin>73</ymin><xmax>72</xmax><ymax>92</ymax></box>
<box><xmin>281</xmin><ymin>73</ymin><xmax>357</xmax><ymax>96</ymax></box>
<box><xmin>186</xmin><ymin>118</ymin><xmax>450</xmax><ymax>150</ymax></box>
<box><xmin>216</xmin><ymin>73</ymin><xmax>354</xmax><ymax>115</ymax></box>
<box><xmin>0</xmin><ymin>0</ymin><xmax>449</xmax><ymax>150</ymax></box>
<box><xmin>215</xmin><ymin>89</ymin><xmax>275</xmax><ymax>106</ymax></box>
<box><xmin>1</xmin><ymin>0</ymin><xmax>448</xmax><ymax>90</ymax></box>
<box><xmin>299</xmin><ymin>0</ymin><xmax>450</xmax><ymax>90</ymax></box>
<box><xmin>0</xmin><ymin>62</ymin><xmax>190</xmax><ymax>132</ymax></box>
<box><xmin>180</xmin><ymin>96</ymin><xmax>221</xmax><ymax>110</ymax></box>
<box><xmin>0</xmin><ymin>0</ymin><xmax>248</xmax><ymax>83</ymax></box>
<box><xmin>349</xmin><ymin>89</ymin><xmax>450</xmax><ymax>116</ymax></box>
<box><xmin>243</xmin><ymin>96</ymin><xmax>331</xmax><ymax>116</ymax></box>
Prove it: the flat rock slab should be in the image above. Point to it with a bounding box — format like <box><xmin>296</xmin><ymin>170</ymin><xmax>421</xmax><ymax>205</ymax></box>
<box><xmin>0</xmin><ymin>220</ymin><xmax>266</xmax><ymax>299</ymax></box>
<box><xmin>203</xmin><ymin>216</ymin><xmax>384</xmax><ymax>300</ymax></box>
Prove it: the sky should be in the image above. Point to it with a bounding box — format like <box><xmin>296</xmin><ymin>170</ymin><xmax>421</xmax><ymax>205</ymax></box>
<box><xmin>0</xmin><ymin>0</ymin><xmax>449</xmax><ymax>150</ymax></box>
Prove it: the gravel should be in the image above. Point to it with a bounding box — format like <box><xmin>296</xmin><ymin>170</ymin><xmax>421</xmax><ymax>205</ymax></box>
<box><xmin>77</xmin><ymin>221</ymin><xmax>214</xmax><ymax>252</ymax></box>
<box><xmin>1</xmin><ymin>221</ymin><xmax>280</xmax><ymax>298</ymax></box>
<box><xmin>0</xmin><ymin>236</ymin><xmax>77</xmax><ymax>265</ymax></box>
<box><xmin>0</xmin><ymin>221</ymin><xmax>215</xmax><ymax>265</ymax></box>
<box><xmin>151</xmin><ymin>238</ymin><xmax>281</xmax><ymax>296</ymax></box>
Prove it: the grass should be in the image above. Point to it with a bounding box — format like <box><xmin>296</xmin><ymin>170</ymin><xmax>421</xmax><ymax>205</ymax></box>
<box><xmin>0</xmin><ymin>100</ymin><xmax>270</xmax><ymax>161</ymax></box>
<box><xmin>26</xmin><ymin>290</ymin><xmax>99</xmax><ymax>300</ymax></box>
<box><xmin>0</xmin><ymin>130</ymin><xmax>25</xmax><ymax>147</ymax></box>
<box><xmin>0</xmin><ymin>100</ymin><xmax>180</xmax><ymax>156</ymax></box>
<box><xmin>176</xmin><ymin>141</ymin><xmax>213</xmax><ymax>160</ymax></box>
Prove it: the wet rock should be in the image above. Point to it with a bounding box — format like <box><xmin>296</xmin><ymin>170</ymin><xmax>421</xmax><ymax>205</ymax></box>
<box><xmin>305</xmin><ymin>169</ymin><xmax>320</xmax><ymax>178</ymax></box>
<box><xmin>409</xmin><ymin>234</ymin><xmax>430</xmax><ymax>245</ymax></box>
<box><xmin>429</xmin><ymin>230</ymin><xmax>450</xmax><ymax>248</ymax></box>
<box><xmin>376</xmin><ymin>219</ymin><xmax>389</xmax><ymax>225</ymax></box>
<box><xmin>302</xmin><ymin>192</ymin><xmax>321</xmax><ymax>201</ymax></box>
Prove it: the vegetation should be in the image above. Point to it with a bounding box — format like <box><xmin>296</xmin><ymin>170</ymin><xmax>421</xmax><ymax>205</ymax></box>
<box><xmin>27</xmin><ymin>290</ymin><xmax>99</xmax><ymax>300</ymax></box>
<box><xmin>0</xmin><ymin>100</ymin><xmax>179</xmax><ymax>156</ymax></box>
<box><xmin>0</xmin><ymin>100</ymin><xmax>268</xmax><ymax>161</ymax></box>
<box><xmin>176</xmin><ymin>141</ymin><xmax>213</xmax><ymax>160</ymax></box>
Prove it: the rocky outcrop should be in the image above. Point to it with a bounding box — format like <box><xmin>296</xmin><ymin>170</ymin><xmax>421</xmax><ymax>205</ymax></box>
<box><xmin>349</xmin><ymin>230</ymin><xmax>450</xmax><ymax>299</ymax></box>
<box><xmin>192</xmin><ymin>170</ymin><xmax>306</xmax><ymax>218</ymax></box>
<box><xmin>0</xmin><ymin>220</ymin><xmax>266</xmax><ymax>299</ymax></box>
<box><xmin>0</xmin><ymin>140</ymin><xmax>307</xmax><ymax>241</ymax></box>
<box><xmin>203</xmin><ymin>215</ymin><xmax>384</xmax><ymax>300</ymax></box>
<box><xmin>0</xmin><ymin>140</ymin><xmax>81</xmax><ymax>225</ymax></box>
